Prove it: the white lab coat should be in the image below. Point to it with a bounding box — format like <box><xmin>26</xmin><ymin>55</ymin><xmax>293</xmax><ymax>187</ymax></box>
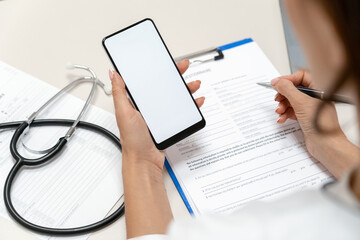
<box><xmin>130</xmin><ymin>171</ymin><xmax>360</xmax><ymax>240</ymax></box>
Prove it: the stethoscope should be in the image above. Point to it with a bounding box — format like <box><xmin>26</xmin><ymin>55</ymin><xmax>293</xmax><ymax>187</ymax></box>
<box><xmin>0</xmin><ymin>64</ymin><xmax>125</xmax><ymax>235</ymax></box>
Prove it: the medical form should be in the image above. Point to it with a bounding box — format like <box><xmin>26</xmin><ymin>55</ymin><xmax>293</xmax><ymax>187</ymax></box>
<box><xmin>0</xmin><ymin>61</ymin><xmax>123</xmax><ymax>240</ymax></box>
<box><xmin>165</xmin><ymin>40</ymin><xmax>333</xmax><ymax>215</ymax></box>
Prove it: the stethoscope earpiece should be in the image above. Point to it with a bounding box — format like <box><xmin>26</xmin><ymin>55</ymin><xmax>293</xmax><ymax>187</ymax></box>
<box><xmin>66</xmin><ymin>62</ymin><xmax>76</xmax><ymax>70</ymax></box>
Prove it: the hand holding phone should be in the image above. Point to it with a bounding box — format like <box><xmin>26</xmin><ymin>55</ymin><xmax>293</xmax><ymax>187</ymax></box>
<box><xmin>109</xmin><ymin>61</ymin><xmax>203</xmax><ymax>170</ymax></box>
<box><xmin>103</xmin><ymin>19</ymin><xmax>206</xmax><ymax>150</ymax></box>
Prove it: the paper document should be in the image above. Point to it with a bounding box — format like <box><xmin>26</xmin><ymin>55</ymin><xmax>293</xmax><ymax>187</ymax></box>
<box><xmin>165</xmin><ymin>40</ymin><xmax>333</xmax><ymax>215</ymax></box>
<box><xmin>0</xmin><ymin>61</ymin><xmax>123</xmax><ymax>240</ymax></box>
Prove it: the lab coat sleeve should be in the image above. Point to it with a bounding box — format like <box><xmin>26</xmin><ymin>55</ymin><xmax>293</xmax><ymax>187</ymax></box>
<box><xmin>128</xmin><ymin>234</ymin><xmax>168</xmax><ymax>240</ymax></box>
<box><xmin>165</xmin><ymin>181</ymin><xmax>360</xmax><ymax>240</ymax></box>
<box><xmin>166</xmin><ymin>213</ymin><xmax>264</xmax><ymax>240</ymax></box>
<box><xmin>129</xmin><ymin>175</ymin><xmax>360</xmax><ymax>240</ymax></box>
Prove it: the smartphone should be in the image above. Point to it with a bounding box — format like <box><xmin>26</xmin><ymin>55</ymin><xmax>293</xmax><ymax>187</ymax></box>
<box><xmin>102</xmin><ymin>18</ymin><xmax>205</xmax><ymax>150</ymax></box>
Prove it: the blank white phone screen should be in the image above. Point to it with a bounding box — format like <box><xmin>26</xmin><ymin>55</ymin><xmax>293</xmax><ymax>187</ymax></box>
<box><xmin>104</xmin><ymin>20</ymin><xmax>202</xmax><ymax>144</ymax></box>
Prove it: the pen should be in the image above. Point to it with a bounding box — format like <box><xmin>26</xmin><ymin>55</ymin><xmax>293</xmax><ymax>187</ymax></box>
<box><xmin>257</xmin><ymin>82</ymin><xmax>352</xmax><ymax>104</ymax></box>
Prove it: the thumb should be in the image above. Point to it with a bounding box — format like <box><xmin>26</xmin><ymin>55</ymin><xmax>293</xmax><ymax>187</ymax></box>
<box><xmin>272</xmin><ymin>78</ymin><xmax>305</xmax><ymax>106</ymax></box>
<box><xmin>109</xmin><ymin>69</ymin><xmax>133</xmax><ymax>117</ymax></box>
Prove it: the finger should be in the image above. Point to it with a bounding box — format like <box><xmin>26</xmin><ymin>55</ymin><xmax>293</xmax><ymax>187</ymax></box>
<box><xmin>277</xmin><ymin>107</ymin><xmax>297</xmax><ymax>124</ymax></box>
<box><xmin>127</xmin><ymin>98</ymin><xmax>135</xmax><ymax>109</ymax></box>
<box><xmin>109</xmin><ymin>70</ymin><xmax>133</xmax><ymax>114</ymax></box>
<box><xmin>288</xmin><ymin>108</ymin><xmax>297</xmax><ymax>120</ymax></box>
<box><xmin>275</xmin><ymin>99</ymin><xmax>290</xmax><ymax>114</ymax></box>
<box><xmin>274</xmin><ymin>93</ymin><xmax>286</xmax><ymax>102</ymax></box>
<box><xmin>187</xmin><ymin>80</ymin><xmax>201</xmax><ymax>94</ymax></box>
<box><xmin>273</xmin><ymin>69</ymin><xmax>312</xmax><ymax>87</ymax></box>
<box><xmin>195</xmin><ymin>97</ymin><xmax>205</xmax><ymax>108</ymax></box>
<box><xmin>277</xmin><ymin>114</ymin><xmax>287</xmax><ymax>124</ymax></box>
<box><xmin>272</xmin><ymin>78</ymin><xmax>306</xmax><ymax>106</ymax></box>
<box><xmin>177</xmin><ymin>60</ymin><xmax>190</xmax><ymax>75</ymax></box>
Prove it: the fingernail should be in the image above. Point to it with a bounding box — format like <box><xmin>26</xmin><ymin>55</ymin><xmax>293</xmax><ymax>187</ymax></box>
<box><xmin>271</xmin><ymin>77</ymin><xmax>279</xmax><ymax>86</ymax></box>
<box><xmin>196</xmin><ymin>80</ymin><xmax>201</xmax><ymax>85</ymax></box>
<box><xmin>277</xmin><ymin>116</ymin><xmax>281</xmax><ymax>123</ymax></box>
<box><xmin>108</xmin><ymin>69</ymin><xmax>113</xmax><ymax>80</ymax></box>
<box><xmin>275</xmin><ymin>107</ymin><xmax>280</xmax><ymax>113</ymax></box>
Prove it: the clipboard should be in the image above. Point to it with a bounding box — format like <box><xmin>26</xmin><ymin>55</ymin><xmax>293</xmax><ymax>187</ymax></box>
<box><xmin>165</xmin><ymin>38</ymin><xmax>254</xmax><ymax>215</ymax></box>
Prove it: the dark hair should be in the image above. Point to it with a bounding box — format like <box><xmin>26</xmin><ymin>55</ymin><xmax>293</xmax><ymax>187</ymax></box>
<box><xmin>314</xmin><ymin>0</ymin><xmax>360</xmax><ymax>132</ymax></box>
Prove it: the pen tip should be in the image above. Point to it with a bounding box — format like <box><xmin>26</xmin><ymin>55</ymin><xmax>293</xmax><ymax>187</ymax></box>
<box><xmin>256</xmin><ymin>82</ymin><xmax>272</xmax><ymax>88</ymax></box>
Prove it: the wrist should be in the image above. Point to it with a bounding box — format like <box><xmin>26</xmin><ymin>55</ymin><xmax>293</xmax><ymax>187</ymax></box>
<box><xmin>307</xmin><ymin>129</ymin><xmax>345</xmax><ymax>156</ymax></box>
<box><xmin>309</xmin><ymin>132</ymin><xmax>359</xmax><ymax>178</ymax></box>
<box><xmin>122</xmin><ymin>149</ymin><xmax>164</xmax><ymax>177</ymax></box>
<box><xmin>121</xmin><ymin>149</ymin><xmax>173</xmax><ymax>237</ymax></box>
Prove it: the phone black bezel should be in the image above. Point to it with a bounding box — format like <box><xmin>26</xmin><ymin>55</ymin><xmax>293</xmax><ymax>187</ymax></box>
<box><xmin>102</xmin><ymin>18</ymin><xmax>206</xmax><ymax>150</ymax></box>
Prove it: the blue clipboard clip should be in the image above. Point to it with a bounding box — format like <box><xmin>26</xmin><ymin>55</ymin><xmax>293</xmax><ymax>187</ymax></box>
<box><xmin>174</xmin><ymin>38</ymin><xmax>253</xmax><ymax>66</ymax></box>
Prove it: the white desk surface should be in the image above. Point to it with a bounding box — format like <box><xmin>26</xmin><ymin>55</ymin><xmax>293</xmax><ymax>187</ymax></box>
<box><xmin>0</xmin><ymin>0</ymin><xmax>358</xmax><ymax>239</ymax></box>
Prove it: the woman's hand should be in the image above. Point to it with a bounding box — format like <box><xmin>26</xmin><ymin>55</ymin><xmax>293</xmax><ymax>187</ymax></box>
<box><xmin>272</xmin><ymin>70</ymin><xmax>341</xmax><ymax>140</ymax></box>
<box><xmin>272</xmin><ymin>69</ymin><xmax>359</xmax><ymax>178</ymax></box>
<box><xmin>110</xmin><ymin>60</ymin><xmax>205</xmax><ymax>238</ymax></box>
<box><xmin>109</xmin><ymin>60</ymin><xmax>204</xmax><ymax>171</ymax></box>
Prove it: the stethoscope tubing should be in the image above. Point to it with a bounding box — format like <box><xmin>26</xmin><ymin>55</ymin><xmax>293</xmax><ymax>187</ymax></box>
<box><xmin>1</xmin><ymin>119</ymin><xmax>125</xmax><ymax>235</ymax></box>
